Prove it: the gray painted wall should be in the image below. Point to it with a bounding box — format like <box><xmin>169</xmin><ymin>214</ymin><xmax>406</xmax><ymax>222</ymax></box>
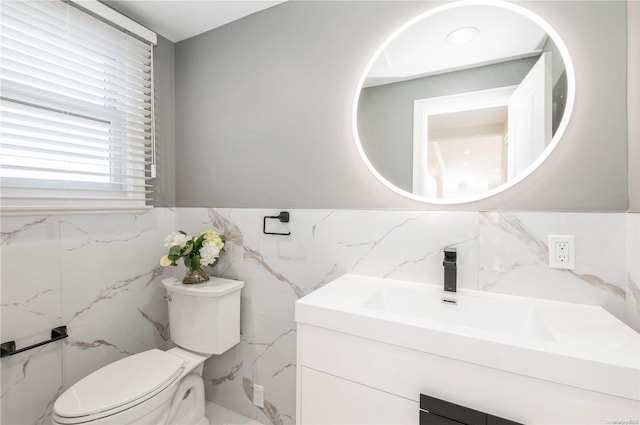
<box><xmin>175</xmin><ymin>1</ymin><xmax>628</xmax><ymax>211</ymax></box>
<box><xmin>358</xmin><ymin>58</ymin><xmax>537</xmax><ymax>193</ymax></box>
<box><xmin>152</xmin><ymin>35</ymin><xmax>176</xmax><ymax>207</ymax></box>
<box><xmin>629</xmin><ymin>1</ymin><xmax>639</xmax><ymax>212</ymax></box>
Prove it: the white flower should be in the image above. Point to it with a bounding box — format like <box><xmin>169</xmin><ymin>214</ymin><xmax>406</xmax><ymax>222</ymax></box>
<box><xmin>202</xmin><ymin>230</ymin><xmax>224</xmax><ymax>250</ymax></box>
<box><xmin>164</xmin><ymin>231</ymin><xmax>190</xmax><ymax>248</ymax></box>
<box><xmin>199</xmin><ymin>241</ymin><xmax>221</xmax><ymax>266</ymax></box>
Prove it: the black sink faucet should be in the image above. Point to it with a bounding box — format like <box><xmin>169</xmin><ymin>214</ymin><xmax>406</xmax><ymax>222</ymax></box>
<box><xmin>443</xmin><ymin>248</ymin><xmax>457</xmax><ymax>293</ymax></box>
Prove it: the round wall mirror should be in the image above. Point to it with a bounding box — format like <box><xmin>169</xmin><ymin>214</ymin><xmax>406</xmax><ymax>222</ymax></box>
<box><xmin>353</xmin><ymin>0</ymin><xmax>575</xmax><ymax>204</ymax></box>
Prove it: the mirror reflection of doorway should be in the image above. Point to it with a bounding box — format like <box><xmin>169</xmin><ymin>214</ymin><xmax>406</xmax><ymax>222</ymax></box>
<box><xmin>414</xmin><ymin>52</ymin><xmax>551</xmax><ymax>199</ymax></box>
<box><xmin>412</xmin><ymin>85</ymin><xmax>515</xmax><ymax>197</ymax></box>
<box><xmin>427</xmin><ymin>106</ymin><xmax>507</xmax><ymax>198</ymax></box>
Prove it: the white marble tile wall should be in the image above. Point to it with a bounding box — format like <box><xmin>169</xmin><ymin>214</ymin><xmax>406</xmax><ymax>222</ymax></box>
<box><xmin>2</xmin><ymin>207</ymin><xmax>638</xmax><ymax>425</ymax></box>
<box><xmin>0</xmin><ymin>208</ymin><xmax>175</xmax><ymax>425</ymax></box>
<box><xmin>174</xmin><ymin>208</ymin><xmax>478</xmax><ymax>425</ymax></box>
<box><xmin>479</xmin><ymin>212</ymin><xmax>629</xmax><ymax>323</ymax></box>
<box><xmin>174</xmin><ymin>208</ymin><xmax>639</xmax><ymax>425</ymax></box>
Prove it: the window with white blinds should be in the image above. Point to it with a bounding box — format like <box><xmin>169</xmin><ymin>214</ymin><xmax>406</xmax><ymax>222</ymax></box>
<box><xmin>0</xmin><ymin>0</ymin><xmax>156</xmax><ymax>214</ymax></box>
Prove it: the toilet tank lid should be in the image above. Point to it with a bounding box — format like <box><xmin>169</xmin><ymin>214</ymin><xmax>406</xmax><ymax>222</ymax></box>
<box><xmin>162</xmin><ymin>276</ymin><xmax>244</xmax><ymax>297</ymax></box>
<box><xmin>54</xmin><ymin>349</ymin><xmax>184</xmax><ymax>419</ymax></box>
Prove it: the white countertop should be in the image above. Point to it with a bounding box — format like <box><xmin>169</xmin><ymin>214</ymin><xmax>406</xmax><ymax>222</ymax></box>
<box><xmin>295</xmin><ymin>274</ymin><xmax>640</xmax><ymax>401</ymax></box>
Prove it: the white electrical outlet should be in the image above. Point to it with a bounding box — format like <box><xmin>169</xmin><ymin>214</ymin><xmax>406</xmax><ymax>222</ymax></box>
<box><xmin>549</xmin><ymin>235</ymin><xmax>575</xmax><ymax>269</ymax></box>
<box><xmin>253</xmin><ymin>384</ymin><xmax>264</xmax><ymax>408</ymax></box>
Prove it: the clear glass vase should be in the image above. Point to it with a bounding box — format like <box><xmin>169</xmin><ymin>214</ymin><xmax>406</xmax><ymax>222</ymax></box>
<box><xmin>182</xmin><ymin>266</ymin><xmax>210</xmax><ymax>284</ymax></box>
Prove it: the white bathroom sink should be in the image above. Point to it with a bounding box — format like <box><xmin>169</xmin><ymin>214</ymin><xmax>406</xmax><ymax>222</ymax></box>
<box><xmin>295</xmin><ymin>274</ymin><xmax>640</xmax><ymax>402</ymax></box>
<box><xmin>362</xmin><ymin>285</ymin><xmax>557</xmax><ymax>342</ymax></box>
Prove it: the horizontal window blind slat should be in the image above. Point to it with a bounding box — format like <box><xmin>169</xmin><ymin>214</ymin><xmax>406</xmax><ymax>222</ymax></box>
<box><xmin>0</xmin><ymin>100</ymin><xmax>152</xmax><ymax>143</ymax></box>
<box><xmin>5</xmin><ymin>198</ymin><xmax>154</xmax><ymax>204</ymax></box>
<box><xmin>1</xmin><ymin>184</ymin><xmax>151</xmax><ymax>197</ymax></box>
<box><xmin>0</xmin><ymin>206</ymin><xmax>152</xmax><ymax>216</ymax></box>
<box><xmin>2</xmin><ymin>2</ymin><xmax>153</xmax><ymax>67</ymax></box>
<box><xmin>2</xmin><ymin>189</ymin><xmax>153</xmax><ymax>199</ymax></box>
<box><xmin>0</xmin><ymin>196</ymin><xmax>152</xmax><ymax>205</ymax></box>
<box><xmin>0</xmin><ymin>123</ymin><xmax>151</xmax><ymax>155</ymax></box>
<box><xmin>1</xmin><ymin>49</ymin><xmax>151</xmax><ymax>105</ymax></box>
<box><xmin>1</xmin><ymin>180</ymin><xmax>152</xmax><ymax>193</ymax></box>
<box><xmin>1</xmin><ymin>92</ymin><xmax>152</xmax><ymax>139</ymax></box>
<box><xmin>0</xmin><ymin>44</ymin><xmax>151</xmax><ymax>98</ymax></box>
<box><xmin>1</xmin><ymin>22</ymin><xmax>152</xmax><ymax>89</ymax></box>
<box><xmin>1</xmin><ymin>123</ymin><xmax>152</xmax><ymax>155</ymax></box>
<box><xmin>1</xmin><ymin>41</ymin><xmax>150</xmax><ymax>95</ymax></box>
<box><xmin>0</xmin><ymin>163</ymin><xmax>149</xmax><ymax>180</ymax></box>
<box><xmin>0</xmin><ymin>146</ymin><xmax>151</xmax><ymax>168</ymax></box>
<box><xmin>1</xmin><ymin>69</ymin><xmax>152</xmax><ymax>115</ymax></box>
<box><xmin>1</xmin><ymin>84</ymin><xmax>151</xmax><ymax>131</ymax></box>
<box><xmin>1</xmin><ymin>109</ymin><xmax>113</xmax><ymax>139</ymax></box>
<box><xmin>2</xmin><ymin>191</ymin><xmax>154</xmax><ymax>199</ymax></box>
<box><xmin>0</xmin><ymin>136</ymin><xmax>152</xmax><ymax>163</ymax></box>
<box><xmin>0</xmin><ymin>20</ymin><xmax>152</xmax><ymax>74</ymax></box>
<box><xmin>65</xmin><ymin>3</ymin><xmax>153</xmax><ymax>55</ymax></box>
<box><xmin>0</xmin><ymin>0</ymin><xmax>156</xmax><ymax>213</ymax></box>
<box><xmin>1</xmin><ymin>178</ymin><xmax>153</xmax><ymax>190</ymax></box>
<box><xmin>1</xmin><ymin>139</ymin><xmax>151</xmax><ymax>166</ymax></box>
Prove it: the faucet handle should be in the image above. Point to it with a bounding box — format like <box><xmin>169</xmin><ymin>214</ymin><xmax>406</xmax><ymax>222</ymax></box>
<box><xmin>443</xmin><ymin>247</ymin><xmax>457</xmax><ymax>293</ymax></box>
<box><xmin>443</xmin><ymin>247</ymin><xmax>457</xmax><ymax>261</ymax></box>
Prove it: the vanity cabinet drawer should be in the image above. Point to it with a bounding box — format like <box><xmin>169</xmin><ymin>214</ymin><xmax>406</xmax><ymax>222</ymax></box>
<box><xmin>420</xmin><ymin>394</ymin><xmax>485</xmax><ymax>424</ymax></box>
<box><xmin>419</xmin><ymin>394</ymin><xmax>523</xmax><ymax>425</ymax></box>
<box><xmin>420</xmin><ymin>410</ymin><xmax>465</xmax><ymax>425</ymax></box>
<box><xmin>300</xmin><ymin>367</ymin><xmax>417</xmax><ymax>424</ymax></box>
<box><xmin>487</xmin><ymin>415</ymin><xmax>522</xmax><ymax>425</ymax></box>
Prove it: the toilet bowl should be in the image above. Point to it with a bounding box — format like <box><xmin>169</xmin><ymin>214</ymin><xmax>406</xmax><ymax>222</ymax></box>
<box><xmin>52</xmin><ymin>276</ymin><xmax>244</xmax><ymax>425</ymax></box>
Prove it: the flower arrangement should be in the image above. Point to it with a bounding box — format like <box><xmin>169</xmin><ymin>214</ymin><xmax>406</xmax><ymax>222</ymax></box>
<box><xmin>160</xmin><ymin>229</ymin><xmax>225</xmax><ymax>284</ymax></box>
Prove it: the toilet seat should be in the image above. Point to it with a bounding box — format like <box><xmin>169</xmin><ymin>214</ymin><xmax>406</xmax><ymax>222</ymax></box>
<box><xmin>53</xmin><ymin>349</ymin><xmax>185</xmax><ymax>424</ymax></box>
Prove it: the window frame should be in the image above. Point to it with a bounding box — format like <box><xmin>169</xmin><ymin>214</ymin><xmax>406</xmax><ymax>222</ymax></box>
<box><xmin>0</xmin><ymin>0</ymin><xmax>158</xmax><ymax>216</ymax></box>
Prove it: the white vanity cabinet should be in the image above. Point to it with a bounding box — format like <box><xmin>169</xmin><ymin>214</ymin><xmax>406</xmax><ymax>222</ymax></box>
<box><xmin>299</xmin><ymin>366</ymin><xmax>417</xmax><ymax>425</ymax></box>
<box><xmin>295</xmin><ymin>275</ymin><xmax>640</xmax><ymax>425</ymax></box>
<box><xmin>296</xmin><ymin>323</ymin><xmax>638</xmax><ymax>425</ymax></box>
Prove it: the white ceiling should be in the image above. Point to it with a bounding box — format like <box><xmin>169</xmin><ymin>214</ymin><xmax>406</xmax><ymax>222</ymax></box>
<box><xmin>104</xmin><ymin>0</ymin><xmax>288</xmax><ymax>43</ymax></box>
<box><xmin>366</xmin><ymin>4</ymin><xmax>548</xmax><ymax>87</ymax></box>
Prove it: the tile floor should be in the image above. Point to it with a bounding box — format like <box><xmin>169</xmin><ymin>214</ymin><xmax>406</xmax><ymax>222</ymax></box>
<box><xmin>206</xmin><ymin>401</ymin><xmax>263</xmax><ymax>425</ymax></box>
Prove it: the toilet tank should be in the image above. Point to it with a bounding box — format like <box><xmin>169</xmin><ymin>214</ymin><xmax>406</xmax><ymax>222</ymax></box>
<box><xmin>162</xmin><ymin>276</ymin><xmax>244</xmax><ymax>355</ymax></box>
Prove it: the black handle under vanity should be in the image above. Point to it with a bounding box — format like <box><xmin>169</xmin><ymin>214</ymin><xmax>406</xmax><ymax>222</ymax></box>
<box><xmin>1</xmin><ymin>326</ymin><xmax>68</xmax><ymax>358</ymax></box>
<box><xmin>419</xmin><ymin>394</ymin><xmax>523</xmax><ymax>425</ymax></box>
<box><xmin>263</xmin><ymin>211</ymin><xmax>291</xmax><ymax>236</ymax></box>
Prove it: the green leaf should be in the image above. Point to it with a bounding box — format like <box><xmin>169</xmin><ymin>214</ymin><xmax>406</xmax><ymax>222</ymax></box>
<box><xmin>179</xmin><ymin>230</ymin><xmax>187</xmax><ymax>236</ymax></box>
<box><xmin>168</xmin><ymin>254</ymin><xmax>180</xmax><ymax>261</ymax></box>
<box><xmin>169</xmin><ymin>246</ymin><xmax>181</xmax><ymax>256</ymax></box>
<box><xmin>182</xmin><ymin>242</ymin><xmax>193</xmax><ymax>256</ymax></box>
<box><xmin>194</xmin><ymin>234</ymin><xmax>205</xmax><ymax>251</ymax></box>
<box><xmin>191</xmin><ymin>256</ymin><xmax>201</xmax><ymax>269</ymax></box>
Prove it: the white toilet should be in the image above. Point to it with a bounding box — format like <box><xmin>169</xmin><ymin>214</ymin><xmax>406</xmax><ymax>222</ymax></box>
<box><xmin>52</xmin><ymin>276</ymin><xmax>244</xmax><ymax>425</ymax></box>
